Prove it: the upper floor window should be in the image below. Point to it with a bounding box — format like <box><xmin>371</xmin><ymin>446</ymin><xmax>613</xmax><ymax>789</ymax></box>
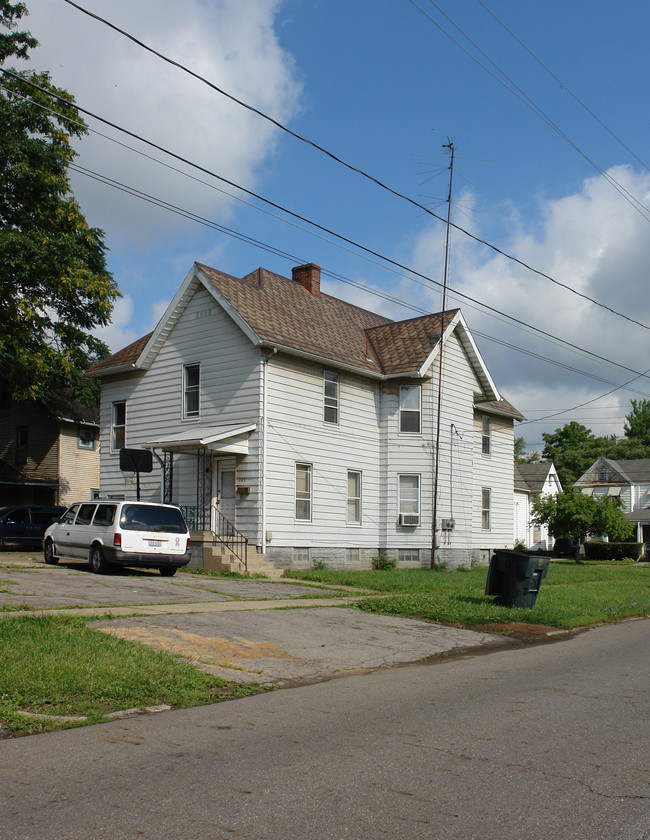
<box><xmin>295</xmin><ymin>462</ymin><xmax>312</xmax><ymax>521</ymax></box>
<box><xmin>323</xmin><ymin>371</ymin><xmax>339</xmax><ymax>424</ymax></box>
<box><xmin>183</xmin><ymin>363</ymin><xmax>200</xmax><ymax>419</ymax></box>
<box><xmin>77</xmin><ymin>427</ymin><xmax>98</xmax><ymax>450</ymax></box>
<box><xmin>481</xmin><ymin>415</ymin><xmax>491</xmax><ymax>455</ymax></box>
<box><xmin>399</xmin><ymin>385</ymin><xmax>421</xmax><ymax>433</ymax></box>
<box><xmin>111</xmin><ymin>402</ymin><xmax>126</xmax><ymax>452</ymax></box>
<box><xmin>481</xmin><ymin>487</ymin><xmax>491</xmax><ymax>529</ymax></box>
<box><xmin>347</xmin><ymin>470</ymin><xmax>362</xmax><ymax>525</ymax></box>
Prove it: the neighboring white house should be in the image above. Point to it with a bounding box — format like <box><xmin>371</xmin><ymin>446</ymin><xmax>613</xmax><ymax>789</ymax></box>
<box><xmin>513</xmin><ymin>462</ymin><xmax>562</xmax><ymax>549</ymax></box>
<box><xmin>87</xmin><ymin>262</ymin><xmax>524</xmax><ymax>571</ymax></box>
<box><xmin>574</xmin><ymin>457</ymin><xmax>650</xmax><ymax>547</ymax></box>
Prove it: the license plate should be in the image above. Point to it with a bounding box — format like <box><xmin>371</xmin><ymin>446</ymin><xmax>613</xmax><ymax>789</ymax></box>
<box><xmin>148</xmin><ymin>540</ymin><xmax>162</xmax><ymax>548</ymax></box>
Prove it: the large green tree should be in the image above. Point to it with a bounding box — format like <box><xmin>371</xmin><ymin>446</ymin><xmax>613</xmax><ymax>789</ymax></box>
<box><xmin>532</xmin><ymin>489</ymin><xmax>633</xmax><ymax>562</ymax></box>
<box><xmin>623</xmin><ymin>399</ymin><xmax>650</xmax><ymax>445</ymax></box>
<box><xmin>0</xmin><ymin>1</ymin><xmax>119</xmax><ymax>411</ymax></box>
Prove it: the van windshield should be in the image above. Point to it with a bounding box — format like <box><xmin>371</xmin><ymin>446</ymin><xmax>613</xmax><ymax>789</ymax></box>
<box><xmin>119</xmin><ymin>505</ymin><xmax>187</xmax><ymax>534</ymax></box>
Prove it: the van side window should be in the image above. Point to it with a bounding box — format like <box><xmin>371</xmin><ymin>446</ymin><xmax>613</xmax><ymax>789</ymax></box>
<box><xmin>61</xmin><ymin>505</ymin><xmax>80</xmax><ymax>524</ymax></box>
<box><xmin>76</xmin><ymin>504</ymin><xmax>97</xmax><ymax>525</ymax></box>
<box><xmin>93</xmin><ymin>504</ymin><xmax>116</xmax><ymax>527</ymax></box>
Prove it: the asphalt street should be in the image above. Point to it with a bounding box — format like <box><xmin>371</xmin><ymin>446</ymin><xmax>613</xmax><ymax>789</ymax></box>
<box><xmin>1</xmin><ymin>618</ymin><xmax>648</xmax><ymax>839</ymax></box>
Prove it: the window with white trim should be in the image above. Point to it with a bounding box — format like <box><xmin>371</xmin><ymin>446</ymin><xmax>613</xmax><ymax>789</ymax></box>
<box><xmin>183</xmin><ymin>363</ymin><xmax>200</xmax><ymax>419</ymax></box>
<box><xmin>111</xmin><ymin>402</ymin><xmax>126</xmax><ymax>452</ymax></box>
<box><xmin>481</xmin><ymin>415</ymin><xmax>491</xmax><ymax>455</ymax></box>
<box><xmin>482</xmin><ymin>487</ymin><xmax>491</xmax><ymax>529</ymax></box>
<box><xmin>295</xmin><ymin>463</ymin><xmax>312</xmax><ymax>521</ymax></box>
<box><xmin>77</xmin><ymin>427</ymin><xmax>98</xmax><ymax>450</ymax></box>
<box><xmin>398</xmin><ymin>548</ymin><xmax>420</xmax><ymax>563</ymax></box>
<box><xmin>399</xmin><ymin>385</ymin><xmax>421</xmax><ymax>433</ymax></box>
<box><xmin>323</xmin><ymin>370</ymin><xmax>339</xmax><ymax>424</ymax></box>
<box><xmin>398</xmin><ymin>474</ymin><xmax>420</xmax><ymax>515</ymax></box>
<box><xmin>347</xmin><ymin>470</ymin><xmax>362</xmax><ymax>524</ymax></box>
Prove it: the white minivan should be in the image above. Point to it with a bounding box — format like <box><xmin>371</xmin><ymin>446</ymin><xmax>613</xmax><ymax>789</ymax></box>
<box><xmin>43</xmin><ymin>501</ymin><xmax>191</xmax><ymax>576</ymax></box>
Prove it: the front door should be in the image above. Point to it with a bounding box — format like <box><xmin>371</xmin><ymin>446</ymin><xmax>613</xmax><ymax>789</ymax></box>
<box><xmin>214</xmin><ymin>462</ymin><xmax>236</xmax><ymax>525</ymax></box>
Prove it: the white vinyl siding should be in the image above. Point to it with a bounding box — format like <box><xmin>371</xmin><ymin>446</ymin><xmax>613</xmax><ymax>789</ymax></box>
<box><xmin>98</xmin><ymin>286</ymin><xmax>261</xmax><ymax>513</ymax></box>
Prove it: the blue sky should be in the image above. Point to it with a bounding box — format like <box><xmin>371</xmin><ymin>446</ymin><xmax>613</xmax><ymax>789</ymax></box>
<box><xmin>18</xmin><ymin>0</ymin><xmax>650</xmax><ymax>452</ymax></box>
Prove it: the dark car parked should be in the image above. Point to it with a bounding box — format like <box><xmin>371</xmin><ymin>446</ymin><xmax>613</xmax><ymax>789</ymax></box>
<box><xmin>553</xmin><ymin>537</ymin><xmax>578</xmax><ymax>558</ymax></box>
<box><xmin>0</xmin><ymin>505</ymin><xmax>66</xmax><ymax>550</ymax></box>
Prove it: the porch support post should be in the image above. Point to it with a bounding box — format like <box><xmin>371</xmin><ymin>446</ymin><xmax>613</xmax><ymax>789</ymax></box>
<box><xmin>197</xmin><ymin>448</ymin><xmax>211</xmax><ymax>530</ymax></box>
<box><xmin>163</xmin><ymin>451</ymin><xmax>174</xmax><ymax>504</ymax></box>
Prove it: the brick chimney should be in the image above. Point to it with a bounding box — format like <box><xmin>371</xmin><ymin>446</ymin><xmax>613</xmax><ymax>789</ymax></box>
<box><xmin>292</xmin><ymin>263</ymin><xmax>321</xmax><ymax>297</ymax></box>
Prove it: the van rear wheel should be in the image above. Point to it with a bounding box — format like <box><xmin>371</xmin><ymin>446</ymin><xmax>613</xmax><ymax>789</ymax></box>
<box><xmin>44</xmin><ymin>540</ymin><xmax>58</xmax><ymax>565</ymax></box>
<box><xmin>159</xmin><ymin>566</ymin><xmax>177</xmax><ymax>577</ymax></box>
<box><xmin>89</xmin><ymin>545</ymin><xmax>109</xmax><ymax>574</ymax></box>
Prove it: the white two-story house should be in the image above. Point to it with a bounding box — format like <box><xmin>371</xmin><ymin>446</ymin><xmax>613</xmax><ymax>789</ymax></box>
<box><xmin>87</xmin><ymin>262</ymin><xmax>523</xmax><ymax>571</ymax></box>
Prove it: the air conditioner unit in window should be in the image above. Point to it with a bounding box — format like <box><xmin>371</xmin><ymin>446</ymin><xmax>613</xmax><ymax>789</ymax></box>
<box><xmin>399</xmin><ymin>513</ymin><xmax>420</xmax><ymax>526</ymax></box>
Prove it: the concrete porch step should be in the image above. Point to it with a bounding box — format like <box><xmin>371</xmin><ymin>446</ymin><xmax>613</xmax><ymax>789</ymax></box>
<box><xmin>199</xmin><ymin>539</ymin><xmax>281</xmax><ymax>579</ymax></box>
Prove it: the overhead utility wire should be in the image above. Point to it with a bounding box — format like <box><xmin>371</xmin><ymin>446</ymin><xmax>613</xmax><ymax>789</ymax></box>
<box><xmin>57</xmin><ymin>1</ymin><xmax>650</xmax><ymax>324</ymax></box>
<box><xmin>3</xmin><ymin>69</ymin><xmax>650</xmax><ymax>388</ymax></box>
<box><xmin>476</xmin><ymin>0</ymin><xmax>649</xmax><ymax>173</ymax></box>
<box><xmin>66</xmin><ymin>158</ymin><xmax>650</xmax><ymax>399</ymax></box>
<box><xmin>0</xmin><ymin>78</ymin><xmax>633</xmax><ymax>383</ymax></box>
<box><xmin>71</xmin><ymin>159</ymin><xmax>650</xmax><ymax>421</ymax></box>
<box><xmin>410</xmin><ymin>0</ymin><xmax>650</xmax><ymax>221</ymax></box>
<box><xmin>519</xmin><ymin>366</ymin><xmax>650</xmax><ymax>426</ymax></box>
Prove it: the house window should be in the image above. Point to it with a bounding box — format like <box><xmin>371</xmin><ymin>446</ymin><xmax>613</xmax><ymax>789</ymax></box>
<box><xmin>111</xmin><ymin>402</ymin><xmax>126</xmax><ymax>452</ymax></box>
<box><xmin>293</xmin><ymin>547</ymin><xmax>310</xmax><ymax>565</ymax></box>
<box><xmin>77</xmin><ymin>427</ymin><xmax>98</xmax><ymax>450</ymax></box>
<box><xmin>295</xmin><ymin>463</ymin><xmax>312</xmax><ymax>521</ymax></box>
<box><xmin>398</xmin><ymin>474</ymin><xmax>420</xmax><ymax>515</ymax></box>
<box><xmin>345</xmin><ymin>548</ymin><xmax>360</xmax><ymax>565</ymax></box>
<box><xmin>183</xmin><ymin>363</ymin><xmax>200</xmax><ymax>419</ymax></box>
<box><xmin>481</xmin><ymin>415</ymin><xmax>491</xmax><ymax>455</ymax></box>
<box><xmin>399</xmin><ymin>385</ymin><xmax>421</xmax><ymax>433</ymax></box>
<box><xmin>15</xmin><ymin>425</ymin><xmax>28</xmax><ymax>463</ymax></box>
<box><xmin>323</xmin><ymin>370</ymin><xmax>339</xmax><ymax>424</ymax></box>
<box><xmin>347</xmin><ymin>470</ymin><xmax>362</xmax><ymax>524</ymax></box>
<box><xmin>482</xmin><ymin>487</ymin><xmax>491</xmax><ymax>529</ymax></box>
<box><xmin>399</xmin><ymin>548</ymin><xmax>420</xmax><ymax>563</ymax></box>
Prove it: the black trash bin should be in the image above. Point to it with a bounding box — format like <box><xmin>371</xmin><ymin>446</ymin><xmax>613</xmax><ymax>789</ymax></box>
<box><xmin>485</xmin><ymin>549</ymin><xmax>550</xmax><ymax>608</ymax></box>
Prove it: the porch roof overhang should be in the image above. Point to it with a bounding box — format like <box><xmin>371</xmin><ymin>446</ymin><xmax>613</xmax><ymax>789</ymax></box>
<box><xmin>625</xmin><ymin>508</ymin><xmax>650</xmax><ymax>524</ymax></box>
<box><xmin>144</xmin><ymin>424</ymin><xmax>256</xmax><ymax>455</ymax></box>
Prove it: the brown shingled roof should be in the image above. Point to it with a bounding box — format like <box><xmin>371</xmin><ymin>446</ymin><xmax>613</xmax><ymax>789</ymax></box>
<box><xmin>366</xmin><ymin>311</ymin><xmax>459</xmax><ymax>375</ymax></box>
<box><xmin>199</xmin><ymin>264</ymin><xmax>393</xmax><ymax>373</ymax></box>
<box><xmin>476</xmin><ymin>397</ymin><xmax>526</xmax><ymax>421</ymax></box>
<box><xmin>87</xmin><ymin>332</ymin><xmax>153</xmax><ymax>375</ymax></box>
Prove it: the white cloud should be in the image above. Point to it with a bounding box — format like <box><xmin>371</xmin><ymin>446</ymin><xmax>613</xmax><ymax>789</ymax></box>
<box><xmin>93</xmin><ymin>294</ymin><xmax>137</xmax><ymax>353</ymax></box>
<box><xmin>22</xmin><ymin>0</ymin><xmax>301</xmax><ymax>242</ymax></box>
<box><xmin>404</xmin><ymin>167</ymin><xmax>650</xmax><ymax>442</ymax></box>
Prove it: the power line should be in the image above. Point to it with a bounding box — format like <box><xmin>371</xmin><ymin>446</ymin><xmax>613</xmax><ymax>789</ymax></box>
<box><xmin>476</xmin><ymin>0</ymin><xmax>649</xmax><ymax>172</ymax></box>
<box><xmin>54</xmin><ymin>2</ymin><xmax>650</xmax><ymax>326</ymax></box>
<box><xmin>4</xmin><ymin>71</ymin><xmax>650</xmax><ymax>391</ymax></box>
<box><xmin>407</xmin><ymin>0</ymin><xmax>650</xmax><ymax>222</ymax></box>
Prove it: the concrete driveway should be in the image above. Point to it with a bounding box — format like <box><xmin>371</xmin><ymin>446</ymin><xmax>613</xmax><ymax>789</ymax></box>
<box><xmin>0</xmin><ymin>551</ymin><xmax>508</xmax><ymax>686</ymax></box>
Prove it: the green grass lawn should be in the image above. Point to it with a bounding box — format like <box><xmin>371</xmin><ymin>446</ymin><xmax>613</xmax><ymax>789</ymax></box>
<box><xmin>287</xmin><ymin>560</ymin><xmax>650</xmax><ymax>629</ymax></box>
<box><xmin>0</xmin><ymin>615</ymin><xmax>263</xmax><ymax>736</ymax></box>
